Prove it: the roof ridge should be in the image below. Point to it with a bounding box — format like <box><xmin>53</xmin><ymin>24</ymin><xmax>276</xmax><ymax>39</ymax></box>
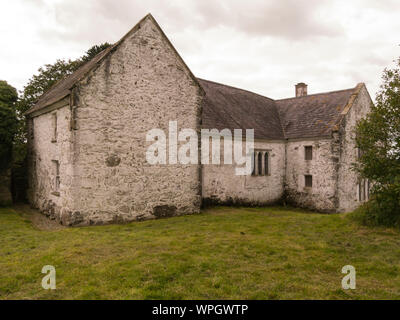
<box><xmin>276</xmin><ymin>87</ymin><xmax>357</xmax><ymax>101</ymax></box>
<box><xmin>197</xmin><ymin>78</ymin><xmax>275</xmax><ymax>102</ymax></box>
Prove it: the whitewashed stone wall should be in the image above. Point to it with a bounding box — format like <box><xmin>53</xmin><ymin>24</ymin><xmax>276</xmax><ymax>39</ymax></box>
<box><xmin>284</xmin><ymin>138</ymin><xmax>339</xmax><ymax>212</ymax></box>
<box><xmin>27</xmin><ymin>102</ymin><xmax>76</xmax><ymax>220</ymax></box>
<box><xmin>337</xmin><ymin>85</ymin><xmax>372</xmax><ymax>212</ymax></box>
<box><xmin>202</xmin><ymin>140</ymin><xmax>285</xmax><ymax>205</ymax></box>
<box><xmin>65</xmin><ymin>17</ymin><xmax>203</xmax><ymax>225</ymax></box>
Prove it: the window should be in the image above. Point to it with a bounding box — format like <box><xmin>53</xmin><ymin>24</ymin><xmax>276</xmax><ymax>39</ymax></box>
<box><xmin>52</xmin><ymin>160</ymin><xmax>60</xmax><ymax>195</ymax></box>
<box><xmin>358</xmin><ymin>178</ymin><xmax>370</xmax><ymax>201</ymax></box>
<box><xmin>257</xmin><ymin>152</ymin><xmax>263</xmax><ymax>175</ymax></box>
<box><xmin>305</xmin><ymin>146</ymin><xmax>313</xmax><ymax>160</ymax></box>
<box><xmin>51</xmin><ymin>113</ymin><xmax>57</xmax><ymax>142</ymax></box>
<box><xmin>305</xmin><ymin>175</ymin><xmax>313</xmax><ymax>188</ymax></box>
<box><xmin>357</xmin><ymin>147</ymin><xmax>364</xmax><ymax>159</ymax></box>
<box><xmin>264</xmin><ymin>152</ymin><xmax>269</xmax><ymax>176</ymax></box>
<box><xmin>358</xmin><ymin>179</ymin><xmax>365</xmax><ymax>201</ymax></box>
<box><xmin>251</xmin><ymin>150</ymin><xmax>270</xmax><ymax>176</ymax></box>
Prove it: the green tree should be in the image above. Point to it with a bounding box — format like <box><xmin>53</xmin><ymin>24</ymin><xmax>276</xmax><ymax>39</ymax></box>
<box><xmin>81</xmin><ymin>42</ymin><xmax>111</xmax><ymax>64</ymax></box>
<box><xmin>0</xmin><ymin>80</ymin><xmax>18</xmax><ymax>171</ymax></box>
<box><xmin>17</xmin><ymin>59</ymin><xmax>81</xmax><ymax>116</ymax></box>
<box><xmin>354</xmin><ymin>57</ymin><xmax>400</xmax><ymax>226</ymax></box>
<box><xmin>11</xmin><ymin>43</ymin><xmax>112</xmax><ymax>201</ymax></box>
<box><xmin>18</xmin><ymin>42</ymin><xmax>111</xmax><ymax>116</ymax></box>
<box><xmin>15</xmin><ymin>43</ymin><xmax>112</xmax><ymax>160</ymax></box>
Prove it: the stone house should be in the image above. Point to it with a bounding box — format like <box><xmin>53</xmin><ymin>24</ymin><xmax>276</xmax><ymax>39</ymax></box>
<box><xmin>25</xmin><ymin>14</ymin><xmax>373</xmax><ymax>226</ymax></box>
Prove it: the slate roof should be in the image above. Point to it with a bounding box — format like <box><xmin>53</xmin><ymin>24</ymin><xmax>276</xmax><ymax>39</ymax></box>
<box><xmin>275</xmin><ymin>88</ymin><xmax>358</xmax><ymax>139</ymax></box>
<box><xmin>198</xmin><ymin>78</ymin><xmax>361</xmax><ymax>140</ymax></box>
<box><xmin>198</xmin><ymin>78</ymin><xmax>284</xmax><ymax>140</ymax></box>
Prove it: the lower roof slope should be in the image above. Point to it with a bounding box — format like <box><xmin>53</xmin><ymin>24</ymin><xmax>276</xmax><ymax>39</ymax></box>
<box><xmin>199</xmin><ymin>78</ymin><xmax>360</xmax><ymax>140</ymax></box>
<box><xmin>198</xmin><ymin>78</ymin><xmax>285</xmax><ymax>140</ymax></box>
<box><xmin>276</xmin><ymin>87</ymin><xmax>359</xmax><ymax>139</ymax></box>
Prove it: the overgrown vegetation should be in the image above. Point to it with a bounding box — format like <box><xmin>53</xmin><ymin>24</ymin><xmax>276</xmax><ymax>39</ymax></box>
<box><xmin>0</xmin><ymin>81</ymin><xmax>18</xmax><ymax>172</ymax></box>
<box><xmin>1</xmin><ymin>206</ymin><xmax>400</xmax><ymax>299</ymax></box>
<box><xmin>353</xmin><ymin>57</ymin><xmax>400</xmax><ymax>227</ymax></box>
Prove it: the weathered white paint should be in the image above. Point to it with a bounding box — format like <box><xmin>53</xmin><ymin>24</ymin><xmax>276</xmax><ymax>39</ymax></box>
<box><xmin>202</xmin><ymin>140</ymin><xmax>285</xmax><ymax>205</ymax></box>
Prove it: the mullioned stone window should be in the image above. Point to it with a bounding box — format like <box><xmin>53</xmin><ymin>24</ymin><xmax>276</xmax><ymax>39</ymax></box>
<box><xmin>251</xmin><ymin>150</ymin><xmax>270</xmax><ymax>176</ymax></box>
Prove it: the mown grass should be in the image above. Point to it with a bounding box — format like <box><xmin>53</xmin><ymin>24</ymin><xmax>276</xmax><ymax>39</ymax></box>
<box><xmin>1</xmin><ymin>206</ymin><xmax>400</xmax><ymax>299</ymax></box>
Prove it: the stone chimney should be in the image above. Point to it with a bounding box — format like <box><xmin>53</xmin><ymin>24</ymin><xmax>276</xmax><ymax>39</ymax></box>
<box><xmin>295</xmin><ymin>83</ymin><xmax>308</xmax><ymax>97</ymax></box>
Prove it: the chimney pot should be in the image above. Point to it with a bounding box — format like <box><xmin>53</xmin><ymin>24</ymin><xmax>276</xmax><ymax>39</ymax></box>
<box><xmin>295</xmin><ymin>83</ymin><xmax>308</xmax><ymax>97</ymax></box>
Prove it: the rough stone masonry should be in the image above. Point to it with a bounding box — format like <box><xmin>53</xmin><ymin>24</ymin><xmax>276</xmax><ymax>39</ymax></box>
<box><xmin>25</xmin><ymin>14</ymin><xmax>373</xmax><ymax>226</ymax></box>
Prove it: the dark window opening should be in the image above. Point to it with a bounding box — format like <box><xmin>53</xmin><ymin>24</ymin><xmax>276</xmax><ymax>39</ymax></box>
<box><xmin>257</xmin><ymin>152</ymin><xmax>262</xmax><ymax>175</ymax></box>
<box><xmin>305</xmin><ymin>175</ymin><xmax>313</xmax><ymax>188</ymax></box>
<box><xmin>251</xmin><ymin>151</ymin><xmax>270</xmax><ymax>176</ymax></box>
<box><xmin>305</xmin><ymin>146</ymin><xmax>313</xmax><ymax>160</ymax></box>
<box><xmin>52</xmin><ymin>160</ymin><xmax>60</xmax><ymax>193</ymax></box>
<box><xmin>251</xmin><ymin>152</ymin><xmax>256</xmax><ymax>176</ymax></box>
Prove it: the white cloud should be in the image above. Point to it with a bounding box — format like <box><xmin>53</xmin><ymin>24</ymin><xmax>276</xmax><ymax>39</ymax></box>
<box><xmin>1</xmin><ymin>0</ymin><xmax>400</xmax><ymax>100</ymax></box>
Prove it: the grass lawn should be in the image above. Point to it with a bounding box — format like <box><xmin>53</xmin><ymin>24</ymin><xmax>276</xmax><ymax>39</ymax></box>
<box><xmin>1</xmin><ymin>205</ymin><xmax>400</xmax><ymax>300</ymax></box>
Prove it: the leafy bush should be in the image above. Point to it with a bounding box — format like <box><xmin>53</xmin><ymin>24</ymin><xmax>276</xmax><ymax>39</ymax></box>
<box><xmin>353</xmin><ymin>57</ymin><xmax>400</xmax><ymax>227</ymax></box>
<box><xmin>0</xmin><ymin>81</ymin><xmax>18</xmax><ymax>171</ymax></box>
<box><xmin>350</xmin><ymin>183</ymin><xmax>400</xmax><ymax>227</ymax></box>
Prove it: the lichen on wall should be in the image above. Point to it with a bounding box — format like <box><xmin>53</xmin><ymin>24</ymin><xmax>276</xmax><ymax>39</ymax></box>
<box><xmin>284</xmin><ymin>138</ymin><xmax>339</xmax><ymax>212</ymax></box>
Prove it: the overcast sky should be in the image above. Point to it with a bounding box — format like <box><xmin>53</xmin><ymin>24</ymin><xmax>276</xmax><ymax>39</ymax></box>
<box><xmin>1</xmin><ymin>0</ymin><xmax>400</xmax><ymax>100</ymax></box>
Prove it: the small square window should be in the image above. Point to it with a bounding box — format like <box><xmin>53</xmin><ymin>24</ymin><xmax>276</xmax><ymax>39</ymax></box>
<box><xmin>305</xmin><ymin>175</ymin><xmax>313</xmax><ymax>188</ymax></box>
<box><xmin>305</xmin><ymin>146</ymin><xmax>312</xmax><ymax>160</ymax></box>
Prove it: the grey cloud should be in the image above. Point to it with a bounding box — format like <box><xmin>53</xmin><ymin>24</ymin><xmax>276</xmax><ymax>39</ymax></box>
<box><xmin>3</xmin><ymin>0</ymin><xmax>400</xmax><ymax>100</ymax></box>
<box><xmin>192</xmin><ymin>0</ymin><xmax>344</xmax><ymax>39</ymax></box>
<box><xmin>33</xmin><ymin>0</ymin><xmax>345</xmax><ymax>47</ymax></box>
<box><xmin>35</xmin><ymin>0</ymin><xmax>190</xmax><ymax>44</ymax></box>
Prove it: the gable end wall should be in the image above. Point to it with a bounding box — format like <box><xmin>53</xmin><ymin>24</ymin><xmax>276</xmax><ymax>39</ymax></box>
<box><xmin>62</xmin><ymin>17</ymin><xmax>203</xmax><ymax>225</ymax></box>
<box><xmin>337</xmin><ymin>85</ymin><xmax>372</xmax><ymax>212</ymax></box>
